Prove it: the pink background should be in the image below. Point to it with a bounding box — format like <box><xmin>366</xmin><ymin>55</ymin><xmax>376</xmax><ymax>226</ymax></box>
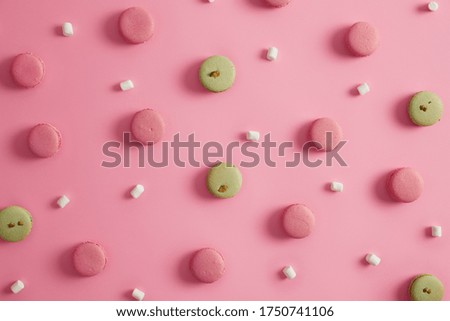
<box><xmin>1</xmin><ymin>0</ymin><xmax>450</xmax><ymax>301</ymax></box>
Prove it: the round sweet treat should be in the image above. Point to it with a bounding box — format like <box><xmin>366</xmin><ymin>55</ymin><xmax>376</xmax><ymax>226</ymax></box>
<box><xmin>11</xmin><ymin>53</ymin><xmax>45</xmax><ymax>88</ymax></box>
<box><xmin>409</xmin><ymin>274</ymin><xmax>444</xmax><ymax>301</ymax></box>
<box><xmin>265</xmin><ymin>0</ymin><xmax>291</xmax><ymax>7</ymax></box>
<box><xmin>199</xmin><ymin>55</ymin><xmax>235</xmax><ymax>93</ymax></box>
<box><xmin>0</xmin><ymin>206</ymin><xmax>32</xmax><ymax>242</ymax></box>
<box><xmin>386</xmin><ymin>167</ymin><xmax>424</xmax><ymax>203</ymax></box>
<box><xmin>28</xmin><ymin>123</ymin><xmax>62</xmax><ymax>158</ymax></box>
<box><xmin>206</xmin><ymin>162</ymin><xmax>242</xmax><ymax>198</ymax></box>
<box><xmin>73</xmin><ymin>242</ymin><xmax>107</xmax><ymax>277</ymax></box>
<box><xmin>282</xmin><ymin>204</ymin><xmax>315</xmax><ymax>238</ymax></box>
<box><xmin>309</xmin><ymin>117</ymin><xmax>343</xmax><ymax>152</ymax></box>
<box><xmin>119</xmin><ymin>7</ymin><xmax>154</xmax><ymax>44</ymax></box>
<box><xmin>347</xmin><ymin>22</ymin><xmax>380</xmax><ymax>57</ymax></box>
<box><xmin>190</xmin><ymin>248</ymin><xmax>225</xmax><ymax>283</ymax></box>
<box><xmin>130</xmin><ymin>109</ymin><xmax>165</xmax><ymax>145</ymax></box>
<box><xmin>408</xmin><ymin>91</ymin><xmax>443</xmax><ymax>126</ymax></box>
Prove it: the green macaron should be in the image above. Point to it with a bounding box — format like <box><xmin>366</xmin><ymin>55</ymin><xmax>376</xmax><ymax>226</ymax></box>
<box><xmin>409</xmin><ymin>274</ymin><xmax>444</xmax><ymax>301</ymax></box>
<box><xmin>206</xmin><ymin>162</ymin><xmax>242</xmax><ymax>198</ymax></box>
<box><xmin>408</xmin><ymin>91</ymin><xmax>443</xmax><ymax>126</ymax></box>
<box><xmin>199</xmin><ymin>55</ymin><xmax>235</xmax><ymax>93</ymax></box>
<box><xmin>0</xmin><ymin>206</ymin><xmax>33</xmax><ymax>242</ymax></box>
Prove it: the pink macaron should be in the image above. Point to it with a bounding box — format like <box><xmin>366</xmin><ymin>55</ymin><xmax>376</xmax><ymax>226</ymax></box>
<box><xmin>282</xmin><ymin>204</ymin><xmax>315</xmax><ymax>238</ymax></box>
<box><xmin>346</xmin><ymin>22</ymin><xmax>380</xmax><ymax>57</ymax></box>
<box><xmin>28</xmin><ymin>123</ymin><xmax>62</xmax><ymax>158</ymax></box>
<box><xmin>130</xmin><ymin>109</ymin><xmax>165</xmax><ymax>145</ymax></box>
<box><xmin>11</xmin><ymin>53</ymin><xmax>45</xmax><ymax>88</ymax></box>
<box><xmin>309</xmin><ymin>117</ymin><xmax>343</xmax><ymax>152</ymax></box>
<box><xmin>265</xmin><ymin>0</ymin><xmax>291</xmax><ymax>7</ymax></box>
<box><xmin>73</xmin><ymin>242</ymin><xmax>107</xmax><ymax>277</ymax></box>
<box><xmin>119</xmin><ymin>7</ymin><xmax>154</xmax><ymax>44</ymax></box>
<box><xmin>190</xmin><ymin>248</ymin><xmax>225</xmax><ymax>283</ymax></box>
<box><xmin>386</xmin><ymin>167</ymin><xmax>424</xmax><ymax>203</ymax></box>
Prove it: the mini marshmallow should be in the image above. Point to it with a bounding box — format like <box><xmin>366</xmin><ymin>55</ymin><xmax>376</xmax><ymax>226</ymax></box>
<box><xmin>428</xmin><ymin>1</ymin><xmax>439</xmax><ymax>11</ymax></box>
<box><xmin>246</xmin><ymin>131</ymin><xmax>260</xmax><ymax>141</ymax></box>
<box><xmin>130</xmin><ymin>184</ymin><xmax>144</xmax><ymax>199</ymax></box>
<box><xmin>132</xmin><ymin>288</ymin><xmax>145</xmax><ymax>301</ymax></box>
<box><xmin>208</xmin><ymin>0</ymin><xmax>215</xmax><ymax>2</ymax></box>
<box><xmin>62</xmin><ymin>22</ymin><xmax>74</xmax><ymax>37</ymax></box>
<box><xmin>57</xmin><ymin>195</ymin><xmax>70</xmax><ymax>208</ymax></box>
<box><xmin>365</xmin><ymin>253</ymin><xmax>381</xmax><ymax>266</ymax></box>
<box><xmin>357</xmin><ymin>83</ymin><xmax>370</xmax><ymax>95</ymax></box>
<box><xmin>120</xmin><ymin>80</ymin><xmax>134</xmax><ymax>91</ymax></box>
<box><xmin>330</xmin><ymin>181</ymin><xmax>344</xmax><ymax>192</ymax></box>
<box><xmin>266</xmin><ymin>47</ymin><xmax>278</xmax><ymax>61</ymax></box>
<box><xmin>11</xmin><ymin>280</ymin><xmax>24</xmax><ymax>294</ymax></box>
<box><xmin>432</xmin><ymin>226</ymin><xmax>442</xmax><ymax>237</ymax></box>
<box><xmin>282</xmin><ymin>265</ymin><xmax>296</xmax><ymax>280</ymax></box>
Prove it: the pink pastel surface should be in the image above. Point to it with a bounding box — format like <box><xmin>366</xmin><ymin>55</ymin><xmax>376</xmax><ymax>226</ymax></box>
<box><xmin>1</xmin><ymin>0</ymin><xmax>450</xmax><ymax>301</ymax></box>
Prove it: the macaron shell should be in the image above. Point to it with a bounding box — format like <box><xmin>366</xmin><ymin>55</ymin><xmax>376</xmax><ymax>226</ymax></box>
<box><xmin>190</xmin><ymin>248</ymin><xmax>225</xmax><ymax>283</ymax></box>
<box><xmin>0</xmin><ymin>206</ymin><xmax>32</xmax><ymax>242</ymax></box>
<box><xmin>282</xmin><ymin>204</ymin><xmax>315</xmax><ymax>238</ymax></box>
<box><xmin>347</xmin><ymin>22</ymin><xmax>380</xmax><ymax>57</ymax></box>
<box><xmin>206</xmin><ymin>162</ymin><xmax>242</xmax><ymax>198</ymax></box>
<box><xmin>409</xmin><ymin>274</ymin><xmax>444</xmax><ymax>301</ymax></box>
<box><xmin>28</xmin><ymin>123</ymin><xmax>62</xmax><ymax>158</ymax></box>
<box><xmin>130</xmin><ymin>109</ymin><xmax>165</xmax><ymax>145</ymax></box>
<box><xmin>408</xmin><ymin>91</ymin><xmax>443</xmax><ymax>126</ymax></box>
<box><xmin>73</xmin><ymin>242</ymin><xmax>107</xmax><ymax>277</ymax></box>
<box><xmin>199</xmin><ymin>55</ymin><xmax>235</xmax><ymax>93</ymax></box>
<box><xmin>386</xmin><ymin>167</ymin><xmax>424</xmax><ymax>203</ymax></box>
<box><xmin>265</xmin><ymin>0</ymin><xmax>291</xmax><ymax>7</ymax></box>
<box><xmin>119</xmin><ymin>7</ymin><xmax>154</xmax><ymax>44</ymax></box>
<box><xmin>309</xmin><ymin>117</ymin><xmax>343</xmax><ymax>152</ymax></box>
<box><xmin>11</xmin><ymin>53</ymin><xmax>45</xmax><ymax>88</ymax></box>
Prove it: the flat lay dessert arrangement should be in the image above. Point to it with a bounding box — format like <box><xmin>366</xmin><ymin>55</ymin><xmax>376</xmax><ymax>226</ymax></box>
<box><xmin>0</xmin><ymin>0</ymin><xmax>449</xmax><ymax>301</ymax></box>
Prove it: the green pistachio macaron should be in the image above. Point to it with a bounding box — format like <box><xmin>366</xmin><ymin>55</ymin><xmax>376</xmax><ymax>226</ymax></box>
<box><xmin>199</xmin><ymin>55</ymin><xmax>235</xmax><ymax>93</ymax></box>
<box><xmin>0</xmin><ymin>206</ymin><xmax>33</xmax><ymax>242</ymax></box>
<box><xmin>206</xmin><ymin>162</ymin><xmax>242</xmax><ymax>198</ymax></box>
<box><xmin>408</xmin><ymin>91</ymin><xmax>443</xmax><ymax>126</ymax></box>
<box><xmin>409</xmin><ymin>274</ymin><xmax>444</xmax><ymax>301</ymax></box>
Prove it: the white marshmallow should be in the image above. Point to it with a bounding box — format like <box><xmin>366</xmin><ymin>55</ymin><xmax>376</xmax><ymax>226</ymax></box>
<box><xmin>132</xmin><ymin>288</ymin><xmax>145</xmax><ymax>301</ymax></box>
<box><xmin>62</xmin><ymin>22</ymin><xmax>74</xmax><ymax>37</ymax></box>
<box><xmin>282</xmin><ymin>265</ymin><xmax>296</xmax><ymax>280</ymax></box>
<box><xmin>246</xmin><ymin>131</ymin><xmax>260</xmax><ymax>141</ymax></box>
<box><xmin>365</xmin><ymin>253</ymin><xmax>381</xmax><ymax>266</ymax></box>
<box><xmin>208</xmin><ymin>0</ymin><xmax>215</xmax><ymax>2</ymax></box>
<box><xmin>130</xmin><ymin>184</ymin><xmax>144</xmax><ymax>199</ymax></box>
<box><xmin>432</xmin><ymin>226</ymin><xmax>442</xmax><ymax>237</ymax></box>
<box><xmin>357</xmin><ymin>83</ymin><xmax>370</xmax><ymax>95</ymax></box>
<box><xmin>330</xmin><ymin>181</ymin><xmax>344</xmax><ymax>192</ymax></box>
<box><xmin>57</xmin><ymin>195</ymin><xmax>70</xmax><ymax>208</ymax></box>
<box><xmin>11</xmin><ymin>280</ymin><xmax>24</xmax><ymax>294</ymax></box>
<box><xmin>120</xmin><ymin>80</ymin><xmax>134</xmax><ymax>91</ymax></box>
<box><xmin>428</xmin><ymin>2</ymin><xmax>439</xmax><ymax>11</ymax></box>
<box><xmin>266</xmin><ymin>47</ymin><xmax>278</xmax><ymax>61</ymax></box>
